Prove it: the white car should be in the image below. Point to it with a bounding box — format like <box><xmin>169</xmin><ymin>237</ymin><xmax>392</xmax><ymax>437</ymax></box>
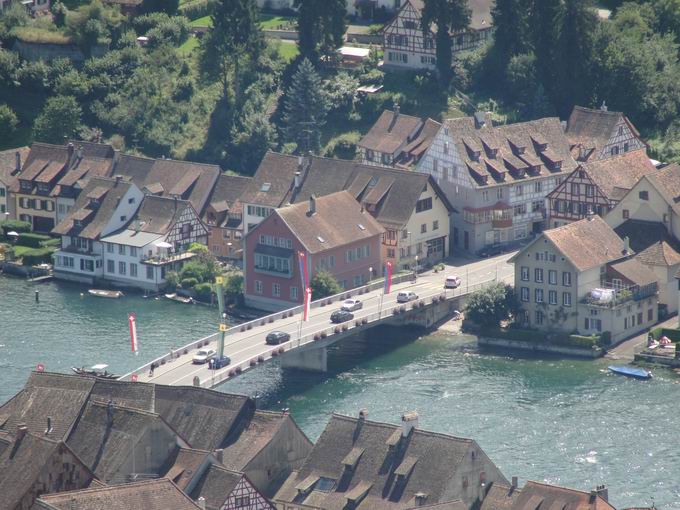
<box><xmin>396</xmin><ymin>291</ymin><xmax>418</xmax><ymax>303</ymax></box>
<box><xmin>192</xmin><ymin>348</ymin><xmax>216</xmax><ymax>364</ymax></box>
<box><xmin>341</xmin><ymin>298</ymin><xmax>363</xmax><ymax>312</ymax></box>
<box><xmin>445</xmin><ymin>275</ymin><xmax>462</xmax><ymax>289</ymax></box>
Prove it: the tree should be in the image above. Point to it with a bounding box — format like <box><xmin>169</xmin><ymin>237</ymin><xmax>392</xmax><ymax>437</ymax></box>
<box><xmin>51</xmin><ymin>1</ymin><xmax>68</xmax><ymax>27</ymax></box>
<box><xmin>530</xmin><ymin>0</ymin><xmax>561</xmax><ymax>96</ymax></box>
<box><xmin>33</xmin><ymin>96</ymin><xmax>82</xmax><ymax>144</ymax></box>
<box><xmin>488</xmin><ymin>0</ymin><xmax>530</xmax><ymax>80</ymax></box>
<box><xmin>421</xmin><ymin>0</ymin><xmax>471</xmax><ymax>81</ymax></box>
<box><xmin>0</xmin><ymin>105</ymin><xmax>18</xmax><ymax>138</ymax></box>
<box><xmin>310</xmin><ymin>270</ymin><xmax>341</xmax><ymax>300</ymax></box>
<box><xmin>294</xmin><ymin>0</ymin><xmax>347</xmax><ymax>62</ymax></box>
<box><xmin>282</xmin><ymin>58</ymin><xmax>329</xmax><ymax>153</ymax></box>
<box><xmin>464</xmin><ymin>282</ymin><xmax>519</xmax><ymax>328</ymax></box>
<box><xmin>229</xmin><ymin>89</ymin><xmax>277</xmax><ymax>174</ymax></box>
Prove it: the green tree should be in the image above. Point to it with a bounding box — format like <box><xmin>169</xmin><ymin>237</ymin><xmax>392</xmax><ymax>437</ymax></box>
<box><xmin>294</xmin><ymin>0</ymin><xmax>346</xmax><ymax>62</ymax></box>
<box><xmin>282</xmin><ymin>58</ymin><xmax>329</xmax><ymax>153</ymax></box>
<box><xmin>465</xmin><ymin>282</ymin><xmax>519</xmax><ymax>328</ymax></box>
<box><xmin>230</xmin><ymin>89</ymin><xmax>277</xmax><ymax>174</ymax></box>
<box><xmin>51</xmin><ymin>1</ymin><xmax>68</xmax><ymax>27</ymax></box>
<box><xmin>530</xmin><ymin>0</ymin><xmax>561</xmax><ymax>96</ymax></box>
<box><xmin>421</xmin><ymin>0</ymin><xmax>471</xmax><ymax>82</ymax></box>
<box><xmin>0</xmin><ymin>49</ymin><xmax>19</xmax><ymax>89</ymax></box>
<box><xmin>0</xmin><ymin>104</ymin><xmax>18</xmax><ymax>138</ymax></box>
<box><xmin>488</xmin><ymin>0</ymin><xmax>530</xmax><ymax>81</ymax></box>
<box><xmin>224</xmin><ymin>274</ymin><xmax>244</xmax><ymax>299</ymax></box>
<box><xmin>33</xmin><ymin>95</ymin><xmax>82</xmax><ymax>144</ymax></box>
<box><xmin>310</xmin><ymin>270</ymin><xmax>341</xmax><ymax>300</ymax></box>
<box><xmin>140</xmin><ymin>0</ymin><xmax>179</xmax><ymax>15</ymax></box>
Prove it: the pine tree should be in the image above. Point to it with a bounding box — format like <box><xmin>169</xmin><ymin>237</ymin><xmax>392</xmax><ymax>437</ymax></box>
<box><xmin>530</xmin><ymin>0</ymin><xmax>562</xmax><ymax>98</ymax></box>
<box><xmin>422</xmin><ymin>0</ymin><xmax>471</xmax><ymax>82</ymax></box>
<box><xmin>490</xmin><ymin>0</ymin><xmax>530</xmax><ymax>78</ymax></box>
<box><xmin>282</xmin><ymin>59</ymin><xmax>329</xmax><ymax>154</ymax></box>
<box><xmin>294</xmin><ymin>0</ymin><xmax>320</xmax><ymax>61</ymax></box>
<box><xmin>294</xmin><ymin>0</ymin><xmax>347</xmax><ymax>62</ymax></box>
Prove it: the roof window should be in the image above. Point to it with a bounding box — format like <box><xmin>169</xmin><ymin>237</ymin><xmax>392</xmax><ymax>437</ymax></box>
<box><xmin>317</xmin><ymin>236</ymin><xmax>326</xmax><ymax>243</ymax></box>
<box><xmin>358</xmin><ymin>224</ymin><xmax>366</xmax><ymax>230</ymax></box>
<box><xmin>261</xmin><ymin>182</ymin><xmax>271</xmax><ymax>192</ymax></box>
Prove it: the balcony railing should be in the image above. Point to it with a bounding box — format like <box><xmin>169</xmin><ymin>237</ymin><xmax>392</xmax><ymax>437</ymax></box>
<box><xmin>581</xmin><ymin>282</ymin><xmax>658</xmax><ymax>309</ymax></box>
<box><xmin>141</xmin><ymin>251</ymin><xmax>195</xmax><ymax>265</ymax></box>
<box><xmin>254</xmin><ymin>264</ymin><xmax>293</xmax><ymax>278</ymax></box>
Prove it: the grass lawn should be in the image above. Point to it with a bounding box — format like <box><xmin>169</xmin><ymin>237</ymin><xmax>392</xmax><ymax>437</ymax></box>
<box><xmin>259</xmin><ymin>13</ymin><xmax>295</xmax><ymax>30</ymax></box>
<box><xmin>275</xmin><ymin>41</ymin><xmax>299</xmax><ymax>61</ymax></box>
<box><xmin>178</xmin><ymin>36</ymin><xmax>200</xmax><ymax>56</ymax></box>
<box><xmin>189</xmin><ymin>15</ymin><xmax>211</xmax><ymax>27</ymax></box>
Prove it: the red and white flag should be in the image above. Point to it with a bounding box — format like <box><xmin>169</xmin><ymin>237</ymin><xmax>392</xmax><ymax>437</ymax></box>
<box><xmin>129</xmin><ymin>313</ymin><xmax>139</xmax><ymax>355</ymax></box>
<box><xmin>303</xmin><ymin>287</ymin><xmax>312</xmax><ymax>322</ymax></box>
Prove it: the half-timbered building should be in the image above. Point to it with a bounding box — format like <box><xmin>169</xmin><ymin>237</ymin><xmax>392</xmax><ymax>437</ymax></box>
<box><xmin>565</xmin><ymin>104</ymin><xmax>646</xmax><ymax>163</ymax></box>
<box><xmin>383</xmin><ymin>0</ymin><xmax>493</xmax><ymax>71</ymax></box>
<box><xmin>546</xmin><ymin>149</ymin><xmax>657</xmax><ymax>228</ymax></box>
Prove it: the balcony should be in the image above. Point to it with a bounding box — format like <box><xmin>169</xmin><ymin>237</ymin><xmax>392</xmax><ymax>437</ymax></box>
<box><xmin>141</xmin><ymin>251</ymin><xmax>195</xmax><ymax>266</ymax></box>
<box><xmin>581</xmin><ymin>282</ymin><xmax>658</xmax><ymax>309</ymax></box>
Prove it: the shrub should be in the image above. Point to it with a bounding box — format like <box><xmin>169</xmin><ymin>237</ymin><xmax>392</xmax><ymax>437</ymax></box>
<box><xmin>16</xmin><ymin>233</ymin><xmax>51</xmax><ymax>248</ymax></box>
<box><xmin>180</xmin><ymin>277</ymin><xmax>199</xmax><ymax>289</ymax></box>
<box><xmin>0</xmin><ymin>220</ymin><xmax>31</xmax><ymax>235</ymax></box>
<box><xmin>178</xmin><ymin>0</ymin><xmax>214</xmax><ymax>20</ymax></box>
<box><xmin>20</xmin><ymin>247</ymin><xmax>54</xmax><ymax>266</ymax></box>
<box><xmin>194</xmin><ymin>282</ymin><xmax>213</xmax><ymax>300</ymax></box>
<box><xmin>465</xmin><ymin>282</ymin><xmax>520</xmax><ymax>328</ymax></box>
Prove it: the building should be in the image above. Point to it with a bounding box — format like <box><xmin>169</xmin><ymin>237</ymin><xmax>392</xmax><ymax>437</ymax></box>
<box><xmin>203</xmin><ymin>174</ymin><xmax>252</xmax><ymax>261</ymax></box>
<box><xmin>244</xmin><ymin>191</ymin><xmax>384</xmax><ymax>311</ymax></box>
<box><xmin>0</xmin><ymin>427</ymin><xmax>94</xmax><ymax>510</ymax></box>
<box><xmin>255</xmin><ymin>0</ymin><xmax>404</xmax><ymax>18</ymax></box>
<box><xmin>510</xmin><ymin>215</ymin><xmax>658</xmax><ymax>343</ymax></box>
<box><xmin>546</xmin><ymin>150</ymin><xmax>657</xmax><ymax>228</ymax></box>
<box><xmin>565</xmin><ymin>105</ymin><xmax>646</xmax><ymax>163</ymax></box>
<box><xmin>416</xmin><ymin>114</ymin><xmax>577</xmax><ymax>254</ymax></box>
<box><xmin>605</xmin><ymin>164</ymin><xmax>680</xmax><ymax>315</ymax></box>
<box><xmin>244</xmin><ymin>152</ymin><xmax>453</xmax><ymax>271</ymax></box>
<box><xmin>51</xmin><ymin>177</ymin><xmax>144</xmax><ymax>285</ymax></box>
<box><xmin>275</xmin><ymin>410</ymin><xmax>508</xmax><ymax>510</ymax></box>
<box><xmin>480</xmin><ymin>480</ymin><xmax>613</xmax><ymax>510</ymax></box>
<box><xmin>0</xmin><ymin>147</ymin><xmax>27</xmax><ymax>219</ymax></box>
<box><xmin>383</xmin><ymin>0</ymin><xmax>493</xmax><ymax>71</ymax></box>
<box><xmin>35</xmin><ymin>479</ymin><xmax>202</xmax><ymax>510</ymax></box>
<box><xmin>99</xmin><ymin>195</ymin><xmax>209</xmax><ymax>291</ymax></box>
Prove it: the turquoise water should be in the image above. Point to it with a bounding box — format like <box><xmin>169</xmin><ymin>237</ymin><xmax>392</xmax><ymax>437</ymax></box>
<box><xmin>1</xmin><ymin>277</ymin><xmax>679</xmax><ymax>508</ymax></box>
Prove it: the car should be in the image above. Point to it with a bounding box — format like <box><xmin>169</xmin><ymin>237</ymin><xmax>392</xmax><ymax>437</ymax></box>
<box><xmin>266</xmin><ymin>331</ymin><xmax>291</xmax><ymax>345</ymax></box>
<box><xmin>209</xmin><ymin>355</ymin><xmax>231</xmax><ymax>369</ymax></box>
<box><xmin>330</xmin><ymin>309</ymin><xmax>354</xmax><ymax>323</ymax></box>
<box><xmin>444</xmin><ymin>275</ymin><xmax>462</xmax><ymax>289</ymax></box>
<box><xmin>478</xmin><ymin>244</ymin><xmax>503</xmax><ymax>258</ymax></box>
<box><xmin>341</xmin><ymin>298</ymin><xmax>363</xmax><ymax>312</ymax></box>
<box><xmin>192</xmin><ymin>348</ymin><xmax>216</xmax><ymax>364</ymax></box>
<box><xmin>396</xmin><ymin>291</ymin><xmax>418</xmax><ymax>303</ymax></box>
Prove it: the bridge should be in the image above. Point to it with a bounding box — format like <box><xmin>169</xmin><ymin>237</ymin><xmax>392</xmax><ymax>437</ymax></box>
<box><xmin>122</xmin><ymin>257</ymin><xmax>513</xmax><ymax>389</ymax></box>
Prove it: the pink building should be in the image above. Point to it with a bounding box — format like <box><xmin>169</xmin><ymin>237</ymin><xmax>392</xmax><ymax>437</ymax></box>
<box><xmin>244</xmin><ymin>191</ymin><xmax>385</xmax><ymax>311</ymax></box>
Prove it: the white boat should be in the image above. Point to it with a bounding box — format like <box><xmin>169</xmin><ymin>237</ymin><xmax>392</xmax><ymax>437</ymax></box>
<box><xmin>165</xmin><ymin>293</ymin><xmax>193</xmax><ymax>304</ymax></box>
<box><xmin>88</xmin><ymin>289</ymin><xmax>124</xmax><ymax>299</ymax></box>
<box><xmin>72</xmin><ymin>363</ymin><xmax>117</xmax><ymax>379</ymax></box>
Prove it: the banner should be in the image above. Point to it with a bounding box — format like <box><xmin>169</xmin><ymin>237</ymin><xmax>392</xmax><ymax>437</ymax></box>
<box><xmin>128</xmin><ymin>313</ymin><xmax>139</xmax><ymax>355</ymax></box>
<box><xmin>304</xmin><ymin>287</ymin><xmax>312</xmax><ymax>322</ymax></box>
<box><xmin>384</xmin><ymin>261</ymin><xmax>393</xmax><ymax>294</ymax></box>
<box><xmin>298</xmin><ymin>251</ymin><xmax>309</xmax><ymax>292</ymax></box>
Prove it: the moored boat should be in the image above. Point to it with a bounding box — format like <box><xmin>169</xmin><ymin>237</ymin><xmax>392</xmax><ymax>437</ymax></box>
<box><xmin>608</xmin><ymin>365</ymin><xmax>652</xmax><ymax>380</ymax></box>
<box><xmin>72</xmin><ymin>363</ymin><xmax>118</xmax><ymax>379</ymax></box>
<box><xmin>88</xmin><ymin>289</ymin><xmax>124</xmax><ymax>299</ymax></box>
<box><xmin>165</xmin><ymin>293</ymin><xmax>194</xmax><ymax>304</ymax></box>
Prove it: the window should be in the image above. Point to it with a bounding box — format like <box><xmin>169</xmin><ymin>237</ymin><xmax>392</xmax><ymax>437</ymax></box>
<box><xmin>107</xmin><ymin>243</ymin><xmax>114</xmax><ymax>254</ymax></box>
<box><xmin>623</xmin><ymin>209</ymin><xmax>629</xmax><ymax>219</ymax></box>
<box><xmin>532</xmin><ymin>200</ymin><xmax>543</xmax><ymax>212</ymax></box>
<box><xmin>128</xmin><ymin>197</ymin><xmax>135</xmax><ymax>204</ymax></box>
<box><xmin>548</xmin><ymin>270</ymin><xmax>557</xmax><ymax>285</ymax></box>
<box><xmin>534</xmin><ymin>181</ymin><xmax>542</xmax><ymax>193</ymax></box>
<box><xmin>514</xmin><ymin>204</ymin><xmax>527</xmax><ymax>217</ymax></box>
<box><xmin>562</xmin><ymin>272</ymin><xmax>571</xmax><ymax>287</ymax></box>
<box><xmin>255</xmin><ymin>280</ymin><xmax>263</xmax><ymax>294</ymax></box>
<box><xmin>521</xmin><ymin>266</ymin><xmax>529</xmax><ymax>281</ymax></box>
<box><xmin>421</xmin><ymin>223</ymin><xmax>427</xmax><ymax>234</ymax></box>
<box><xmin>648</xmin><ymin>308</ymin><xmax>653</xmax><ymax>321</ymax></box>
<box><xmin>516</xmin><ymin>185</ymin><xmax>523</xmax><ymax>196</ymax></box>
<box><xmin>119</xmin><ymin>261</ymin><xmax>126</xmax><ymax>275</ymax></box>
<box><xmin>401</xmin><ymin>229</ymin><xmax>408</xmax><ymax>240</ymax></box>
<box><xmin>107</xmin><ymin>260</ymin><xmax>114</xmax><ymax>273</ymax></box>
<box><xmin>563</xmin><ymin>292</ymin><xmax>572</xmax><ymax>307</ymax></box>
<box><xmin>416</xmin><ymin>197</ymin><xmax>432</xmax><ymax>213</ymax></box>
<box><xmin>118</xmin><ymin>245</ymin><xmax>126</xmax><ymax>256</ymax></box>
<box><xmin>534</xmin><ymin>268</ymin><xmax>543</xmax><ymax>283</ymax></box>
<box><xmin>130</xmin><ymin>247</ymin><xmax>138</xmax><ymax>257</ymax></box>
<box><xmin>549</xmin><ymin>290</ymin><xmax>557</xmax><ymax>305</ymax></box>
<box><xmin>272</xmin><ymin>283</ymin><xmax>281</xmax><ymax>297</ymax></box>
<box><xmin>611</xmin><ymin>146</ymin><xmax>619</xmax><ymax>156</ymax></box>
<box><xmin>520</xmin><ymin>287</ymin><xmax>529</xmax><ymax>302</ymax></box>
<box><xmin>639</xmin><ymin>190</ymin><xmax>649</xmax><ymax>201</ymax></box>
<box><xmin>624</xmin><ymin>142</ymin><xmax>629</xmax><ymax>152</ymax></box>
<box><xmin>290</xmin><ymin>286</ymin><xmax>298</xmax><ymax>300</ymax></box>
<box><xmin>433</xmin><ymin>220</ymin><xmax>439</xmax><ymax>231</ymax></box>
<box><xmin>130</xmin><ymin>263</ymin><xmax>138</xmax><ymax>278</ymax></box>
<box><xmin>147</xmin><ymin>266</ymin><xmax>154</xmax><ymax>280</ymax></box>
<box><xmin>120</xmin><ymin>215</ymin><xmax>127</xmax><ymax>222</ymax></box>
<box><xmin>535</xmin><ymin>310</ymin><xmax>544</xmax><ymax>325</ymax></box>
<box><xmin>234</xmin><ymin>496</ymin><xmax>251</xmax><ymax>507</ymax></box>
<box><xmin>387</xmin><ymin>248</ymin><xmax>395</xmax><ymax>258</ymax></box>
<box><xmin>535</xmin><ymin>289</ymin><xmax>543</xmax><ymax>303</ymax></box>
<box><xmin>586</xmin><ymin>185</ymin><xmax>594</xmax><ymax>197</ymax></box>
<box><xmin>497</xmin><ymin>188</ymin><xmax>503</xmax><ymax>199</ymax></box>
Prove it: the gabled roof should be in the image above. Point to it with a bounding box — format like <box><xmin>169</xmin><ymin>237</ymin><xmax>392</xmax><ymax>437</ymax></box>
<box><xmin>129</xmin><ymin>195</ymin><xmax>191</xmax><ymax>235</ymax></box>
<box><xmin>614</xmin><ymin>220</ymin><xmax>680</xmax><ymax>268</ymax></box>
<box><xmin>402</xmin><ymin>0</ymin><xmax>493</xmax><ymax>31</ymax></box>
<box><xmin>646</xmin><ymin>164</ymin><xmax>680</xmax><ymax>216</ymax></box>
<box><xmin>206</xmin><ymin>174</ymin><xmax>251</xmax><ymax>213</ymax></box>
<box><xmin>479</xmin><ymin>482</ymin><xmax>521</xmax><ymax>510</ymax></box>
<box><xmin>566</xmin><ymin>105</ymin><xmax>637</xmax><ymax>153</ymax></box>
<box><xmin>512</xmin><ymin>481</ymin><xmax>615</xmax><ymax>510</ymax></box>
<box><xmin>55</xmin><ymin>141</ymin><xmax>116</xmax><ymax>190</ymax></box>
<box><xmin>358</xmin><ymin>110</ymin><xmax>423</xmax><ymax>155</ymax></box>
<box><xmin>273</xmin><ymin>191</ymin><xmax>385</xmax><ymax>254</ymax></box>
<box><xmin>18</xmin><ymin>142</ymin><xmax>70</xmax><ymax>183</ymax></box>
<box><xmin>608</xmin><ymin>258</ymin><xmax>658</xmax><ymax>287</ymax></box>
<box><xmin>240</xmin><ymin>152</ymin><xmax>300</xmax><ymax>207</ymax></box>
<box><xmin>36</xmin><ymin>478</ymin><xmax>202</xmax><ymax>510</ymax></box>
<box><xmin>52</xmin><ymin>177</ymin><xmax>134</xmax><ymax>240</ymax></box>
<box><xmin>0</xmin><ymin>147</ymin><xmax>28</xmax><ymax>190</ymax></box>
<box><xmin>535</xmin><ymin>216</ymin><xmax>628</xmax><ymax>272</ymax></box>
<box><xmin>163</xmin><ymin>447</ymin><xmax>212</xmax><ymax>491</ymax></box>
<box><xmin>397</xmin><ymin>118</ymin><xmax>442</xmax><ymax>168</ymax></box>
<box><xmin>189</xmin><ymin>464</ymin><xmax>244</xmax><ymax>510</ymax></box>
<box><xmin>276</xmin><ymin>413</ymin><xmax>501</xmax><ymax>510</ymax></box>
<box><xmin>582</xmin><ymin>150</ymin><xmax>657</xmax><ymax>202</ymax></box>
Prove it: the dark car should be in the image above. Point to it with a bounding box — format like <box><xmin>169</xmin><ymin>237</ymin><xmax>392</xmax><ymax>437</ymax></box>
<box><xmin>330</xmin><ymin>310</ymin><xmax>354</xmax><ymax>323</ymax></box>
<box><xmin>266</xmin><ymin>331</ymin><xmax>291</xmax><ymax>345</ymax></box>
<box><xmin>479</xmin><ymin>244</ymin><xmax>503</xmax><ymax>258</ymax></box>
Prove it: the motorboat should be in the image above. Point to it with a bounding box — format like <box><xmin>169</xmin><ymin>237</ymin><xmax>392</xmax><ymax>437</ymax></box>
<box><xmin>88</xmin><ymin>289</ymin><xmax>124</xmax><ymax>299</ymax></box>
<box><xmin>72</xmin><ymin>364</ymin><xmax>118</xmax><ymax>379</ymax></box>
<box><xmin>608</xmin><ymin>365</ymin><xmax>652</xmax><ymax>380</ymax></box>
<box><xmin>165</xmin><ymin>293</ymin><xmax>194</xmax><ymax>304</ymax></box>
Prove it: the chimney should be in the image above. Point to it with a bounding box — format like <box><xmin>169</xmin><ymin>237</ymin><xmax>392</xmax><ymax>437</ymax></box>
<box><xmin>560</xmin><ymin>120</ymin><xmax>567</xmax><ymax>131</ymax></box>
<box><xmin>67</xmin><ymin>142</ymin><xmax>75</xmax><ymax>162</ymax></box>
<box><xmin>308</xmin><ymin>194</ymin><xmax>316</xmax><ymax>215</ymax></box>
<box><xmin>401</xmin><ymin>411</ymin><xmax>418</xmax><ymax>437</ymax></box>
<box><xmin>106</xmin><ymin>400</ymin><xmax>114</xmax><ymax>426</ymax></box>
<box><xmin>473</xmin><ymin>112</ymin><xmax>486</xmax><ymax>129</ymax></box>
<box><xmin>16</xmin><ymin>423</ymin><xmax>28</xmax><ymax>442</ymax></box>
<box><xmin>45</xmin><ymin>416</ymin><xmax>53</xmax><ymax>436</ymax></box>
<box><xmin>388</xmin><ymin>103</ymin><xmax>400</xmax><ymax>133</ymax></box>
<box><xmin>294</xmin><ymin>171</ymin><xmax>302</xmax><ymax>190</ymax></box>
<box><xmin>358</xmin><ymin>409</ymin><xmax>368</xmax><ymax>420</ymax></box>
<box><xmin>623</xmin><ymin>236</ymin><xmax>630</xmax><ymax>255</ymax></box>
<box><xmin>394</xmin><ymin>103</ymin><xmax>400</xmax><ymax>117</ymax></box>
<box><xmin>197</xmin><ymin>497</ymin><xmax>206</xmax><ymax>510</ymax></box>
<box><xmin>600</xmin><ymin>100</ymin><xmax>608</xmax><ymax>112</ymax></box>
<box><xmin>595</xmin><ymin>485</ymin><xmax>608</xmax><ymax>502</ymax></box>
<box><xmin>589</xmin><ymin>490</ymin><xmax>598</xmax><ymax>503</ymax></box>
<box><xmin>511</xmin><ymin>476</ymin><xmax>518</xmax><ymax>490</ymax></box>
<box><xmin>14</xmin><ymin>151</ymin><xmax>21</xmax><ymax>173</ymax></box>
<box><xmin>214</xmin><ymin>448</ymin><xmax>224</xmax><ymax>464</ymax></box>
<box><xmin>76</xmin><ymin>145</ymin><xmax>84</xmax><ymax>161</ymax></box>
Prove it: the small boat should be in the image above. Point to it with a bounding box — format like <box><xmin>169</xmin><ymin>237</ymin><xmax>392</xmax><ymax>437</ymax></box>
<box><xmin>165</xmin><ymin>293</ymin><xmax>193</xmax><ymax>304</ymax></box>
<box><xmin>72</xmin><ymin>364</ymin><xmax>118</xmax><ymax>379</ymax></box>
<box><xmin>608</xmin><ymin>365</ymin><xmax>652</xmax><ymax>380</ymax></box>
<box><xmin>88</xmin><ymin>289</ymin><xmax>124</xmax><ymax>299</ymax></box>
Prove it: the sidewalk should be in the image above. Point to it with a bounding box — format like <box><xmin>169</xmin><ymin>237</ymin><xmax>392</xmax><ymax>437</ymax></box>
<box><xmin>605</xmin><ymin>315</ymin><xmax>679</xmax><ymax>361</ymax></box>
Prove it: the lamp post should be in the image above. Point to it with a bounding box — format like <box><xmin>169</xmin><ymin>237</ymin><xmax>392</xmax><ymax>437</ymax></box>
<box><xmin>368</xmin><ymin>266</ymin><xmax>373</xmax><ymax>284</ymax></box>
<box><xmin>227</xmin><ymin>242</ymin><xmax>233</xmax><ymax>257</ymax></box>
<box><xmin>414</xmin><ymin>255</ymin><xmax>419</xmax><ymax>283</ymax></box>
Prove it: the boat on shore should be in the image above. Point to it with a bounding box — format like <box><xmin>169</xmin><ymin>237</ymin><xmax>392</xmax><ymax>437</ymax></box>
<box><xmin>72</xmin><ymin>364</ymin><xmax>118</xmax><ymax>379</ymax></box>
<box><xmin>165</xmin><ymin>293</ymin><xmax>194</xmax><ymax>304</ymax></box>
<box><xmin>608</xmin><ymin>365</ymin><xmax>652</xmax><ymax>380</ymax></box>
<box><xmin>88</xmin><ymin>289</ymin><xmax>124</xmax><ymax>299</ymax></box>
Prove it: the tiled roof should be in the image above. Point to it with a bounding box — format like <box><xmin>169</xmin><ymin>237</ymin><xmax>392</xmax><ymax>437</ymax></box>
<box><xmin>566</xmin><ymin>106</ymin><xmax>628</xmax><ymax>152</ymax></box>
<box><xmin>358</xmin><ymin>110</ymin><xmax>423</xmax><ymax>155</ymax></box>
<box><xmin>397</xmin><ymin>118</ymin><xmax>442</xmax><ymax>168</ymax></box>
<box><xmin>512</xmin><ymin>481</ymin><xmax>615</xmax><ymax>510</ymax></box>
<box><xmin>18</xmin><ymin>142</ymin><xmax>70</xmax><ymax>182</ymax></box>
<box><xmin>479</xmin><ymin>482</ymin><xmax>521</xmax><ymax>510</ymax></box>
<box><xmin>189</xmin><ymin>464</ymin><xmax>243</xmax><ymax>510</ymax></box>
<box><xmin>406</xmin><ymin>0</ymin><xmax>493</xmax><ymax>31</ymax></box>
<box><xmin>542</xmin><ymin>216</ymin><xmax>628</xmax><ymax>272</ymax></box>
<box><xmin>647</xmin><ymin>164</ymin><xmax>680</xmax><ymax>215</ymax></box>
<box><xmin>0</xmin><ymin>147</ymin><xmax>28</xmax><ymax>190</ymax></box>
<box><xmin>37</xmin><ymin>478</ymin><xmax>202</xmax><ymax>510</ymax></box>
<box><xmin>163</xmin><ymin>447</ymin><xmax>211</xmax><ymax>491</ymax></box>
<box><xmin>89</xmin><ymin>378</ymin><xmax>156</xmax><ymax>412</ymax></box>
<box><xmin>240</xmin><ymin>152</ymin><xmax>300</xmax><ymax>207</ymax></box>
<box><xmin>274</xmin><ymin>191</ymin><xmax>385</xmax><ymax>254</ymax></box>
<box><xmin>207</xmin><ymin>174</ymin><xmax>251</xmax><ymax>213</ymax></box>
<box><xmin>582</xmin><ymin>150</ymin><xmax>657</xmax><ymax>201</ymax></box>
<box><xmin>608</xmin><ymin>258</ymin><xmax>658</xmax><ymax>287</ymax></box>
<box><xmin>276</xmin><ymin>413</ymin><xmax>500</xmax><ymax>510</ymax></box>
<box><xmin>613</xmin><ymin>220</ymin><xmax>680</xmax><ymax>267</ymax></box>
<box><xmin>130</xmin><ymin>195</ymin><xmax>191</xmax><ymax>235</ymax></box>
<box><xmin>638</xmin><ymin>241</ymin><xmax>680</xmax><ymax>267</ymax></box>
<box><xmin>441</xmin><ymin>116</ymin><xmax>577</xmax><ymax>188</ymax></box>
<box><xmin>52</xmin><ymin>177</ymin><xmax>134</xmax><ymax>240</ymax></box>
<box><xmin>55</xmin><ymin>141</ymin><xmax>116</xmax><ymax>190</ymax></box>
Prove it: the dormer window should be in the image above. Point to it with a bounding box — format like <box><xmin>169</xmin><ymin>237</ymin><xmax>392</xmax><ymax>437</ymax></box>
<box><xmin>415</xmin><ymin>492</ymin><xmax>428</xmax><ymax>506</ymax></box>
<box><xmin>20</xmin><ymin>181</ymin><xmax>31</xmax><ymax>191</ymax></box>
<box><xmin>74</xmin><ymin>219</ymin><xmax>82</xmax><ymax>228</ymax></box>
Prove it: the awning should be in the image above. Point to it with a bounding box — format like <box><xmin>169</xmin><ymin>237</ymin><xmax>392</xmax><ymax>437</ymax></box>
<box><xmin>155</xmin><ymin>241</ymin><xmax>173</xmax><ymax>249</ymax></box>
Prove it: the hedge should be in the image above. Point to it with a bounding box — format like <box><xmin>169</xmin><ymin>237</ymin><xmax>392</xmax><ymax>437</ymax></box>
<box><xmin>20</xmin><ymin>248</ymin><xmax>55</xmax><ymax>266</ymax></box>
<box><xmin>194</xmin><ymin>282</ymin><xmax>213</xmax><ymax>300</ymax></box>
<box><xmin>0</xmin><ymin>220</ymin><xmax>31</xmax><ymax>235</ymax></box>
<box><xmin>181</xmin><ymin>277</ymin><xmax>199</xmax><ymax>289</ymax></box>
<box><xmin>650</xmin><ymin>327</ymin><xmax>680</xmax><ymax>343</ymax></box>
<box><xmin>179</xmin><ymin>0</ymin><xmax>214</xmax><ymax>20</ymax></box>
<box><xmin>17</xmin><ymin>233</ymin><xmax>51</xmax><ymax>248</ymax></box>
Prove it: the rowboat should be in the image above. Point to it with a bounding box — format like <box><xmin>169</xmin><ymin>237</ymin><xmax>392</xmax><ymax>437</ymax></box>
<box><xmin>72</xmin><ymin>364</ymin><xmax>118</xmax><ymax>379</ymax></box>
<box><xmin>165</xmin><ymin>293</ymin><xmax>193</xmax><ymax>304</ymax></box>
<box><xmin>608</xmin><ymin>365</ymin><xmax>652</xmax><ymax>380</ymax></box>
<box><xmin>88</xmin><ymin>289</ymin><xmax>124</xmax><ymax>299</ymax></box>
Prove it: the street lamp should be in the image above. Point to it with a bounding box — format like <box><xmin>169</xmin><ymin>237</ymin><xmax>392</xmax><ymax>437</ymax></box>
<box><xmin>414</xmin><ymin>255</ymin><xmax>419</xmax><ymax>283</ymax></box>
<box><xmin>368</xmin><ymin>266</ymin><xmax>373</xmax><ymax>283</ymax></box>
<box><xmin>227</xmin><ymin>242</ymin><xmax>233</xmax><ymax>256</ymax></box>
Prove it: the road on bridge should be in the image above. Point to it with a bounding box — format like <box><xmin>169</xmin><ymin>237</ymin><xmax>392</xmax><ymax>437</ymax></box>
<box><xmin>132</xmin><ymin>254</ymin><xmax>515</xmax><ymax>388</ymax></box>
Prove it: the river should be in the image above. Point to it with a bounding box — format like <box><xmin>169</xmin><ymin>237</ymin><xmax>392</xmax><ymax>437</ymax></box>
<box><xmin>0</xmin><ymin>277</ymin><xmax>677</xmax><ymax>508</ymax></box>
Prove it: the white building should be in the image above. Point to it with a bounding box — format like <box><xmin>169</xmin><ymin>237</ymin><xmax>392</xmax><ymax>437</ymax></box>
<box><xmin>255</xmin><ymin>0</ymin><xmax>403</xmax><ymax>17</ymax></box>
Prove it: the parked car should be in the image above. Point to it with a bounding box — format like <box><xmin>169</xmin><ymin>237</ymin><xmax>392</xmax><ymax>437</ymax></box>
<box><xmin>478</xmin><ymin>244</ymin><xmax>503</xmax><ymax>258</ymax></box>
<box><xmin>341</xmin><ymin>298</ymin><xmax>363</xmax><ymax>312</ymax></box>
<box><xmin>209</xmin><ymin>356</ymin><xmax>231</xmax><ymax>369</ymax></box>
<box><xmin>266</xmin><ymin>331</ymin><xmax>291</xmax><ymax>345</ymax></box>
<box><xmin>444</xmin><ymin>275</ymin><xmax>462</xmax><ymax>289</ymax></box>
<box><xmin>396</xmin><ymin>291</ymin><xmax>418</xmax><ymax>303</ymax></box>
<box><xmin>330</xmin><ymin>309</ymin><xmax>354</xmax><ymax>323</ymax></box>
<box><xmin>192</xmin><ymin>348</ymin><xmax>216</xmax><ymax>364</ymax></box>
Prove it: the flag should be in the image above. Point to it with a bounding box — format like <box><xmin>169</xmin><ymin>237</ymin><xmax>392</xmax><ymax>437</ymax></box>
<box><xmin>304</xmin><ymin>287</ymin><xmax>312</xmax><ymax>322</ymax></box>
<box><xmin>128</xmin><ymin>313</ymin><xmax>139</xmax><ymax>355</ymax></box>
<box><xmin>384</xmin><ymin>261</ymin><xmax>393</xmax><ymax>294</ymax></box>
<box><xmin>298</xmin><ymin>251</ymin><xmax>309</xmax><ymax>290</ymax></box>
